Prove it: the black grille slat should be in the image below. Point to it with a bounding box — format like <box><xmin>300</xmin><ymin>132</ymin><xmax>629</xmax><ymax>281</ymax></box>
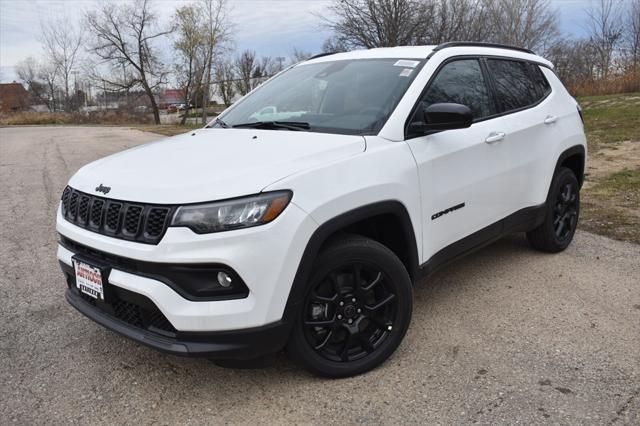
<box><xmin>90</xmin><ymin>199</ymin><xmax>105</xmax><ymax>228</ymax></box>
<box><xmin>123</xmin><ymin>206</ymin><xmax>143</xmax><ymax>235</ymax></box>
<box><xmin>145</xmin><ymin>208</ymin><xmax>170</xmax><ymax>237</ymax></box>
<box><xmin>60</xmin><ymin>186</ymin><xmax>173</xmax><ymax>244</ymax></box>
<box><xmin>105</xmin><ymin>202</ymin><xmax>123</xmax><ymax>232</ymax></box>
<box><xmin>68</xmin><ymin>192</ymin><xmax>79</xmax><ymax>219</ymax></box>
<box><xmin>77</xmin><ymin>195</ymin><xmax>90</xmax><ymax>224</ymax></box>
<box><xmin>61</xmin><ymin>186</ymin><xmax>71</xmax><ymax>215</ymax></box>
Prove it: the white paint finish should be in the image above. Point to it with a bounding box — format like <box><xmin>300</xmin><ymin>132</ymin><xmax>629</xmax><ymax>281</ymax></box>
<box><xmin>57</xmin><ymin>45</ymin><xmax>587</xmax><ymax>334</ymax></box>
<box><xmin>58</xmin><ymin>203</ymin><xmax>319</xmax><ymax>330</ymax></box>
<box><xmin>407</xmin><ymin>116</ymin><xmax>517</xmax><ymax>258</ymax></box>
<box><xmin>265</xmin><ymin>135</ymin><xmax>424</xmax><ymax>262</ymax></box>
<box><xmin>68</xmin><ymin>128</ymin><xmax>365</xmax><ymax>204</ymax></box>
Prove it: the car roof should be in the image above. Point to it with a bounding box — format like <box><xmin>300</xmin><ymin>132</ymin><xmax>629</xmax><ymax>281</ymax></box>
<box><xmin>303</xmin><ymin>44</ymin><xmax>553</xmax><ymax>68</ymax></box>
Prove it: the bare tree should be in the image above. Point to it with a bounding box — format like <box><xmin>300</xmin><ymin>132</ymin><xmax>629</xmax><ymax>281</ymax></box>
<box><xmin>322</xmin><ymin>35</ymin><xmax>349</xmax><ymax>53</ymax></box>
<box><xmin>545</xmin><ymin>38</ymin><xmax>598</xmax><ymax>86</ymax></box>
<box><xmin>200</xmin><ymin>0</ymin><xmax>232</xmax><ymax>124</ymax></box>
<box><xmin>623</xmin><ymin>0</ymin><xmax>640</xmax><ymax>72</ymax></box>
<box><xmin>214</xmin><ymin>58</ymin><xmax>235</xmax><ymax>106</ymax></box>
<box><xmin>585</xmin><ymin>0</ymin><xmax>624</xmax><ymax>79</ymax></box>
<box><xmin>234</xmin><ymin>49</ymin><xmax>257</xmax><ymax>96</ymax></box>
<box><xmin>322</xmin><ymin>0</ymin><xmax>433</xmax><ymax>49</ymax></box>
<box><xmin>428</xmin><ymin>0</ymin><xmax>493</xmax><ymax>44</ymax></box>
<box><xmin>40</xmin><ymin>17</ymin><xmax>83</xmax><ymax>111</ymax></box>
<box><xmin>485</xmin><ymin>0</ymin><xmax>559</xmax><ymax>52</ymax></box>
<box><xmin>86</xmin><ymin>0</ymin><xmax>173</xmax><ymax>124</ymax></box>
<box><xmin>173</xmin><ymin>3</ymin><xmax>206</xmax><ymax>124</ymax></box>
<box><xmin>15</xmin><ymin>57</ymin><xmax>50</xmax><ymax>109</ymax></box>
<box><xmin>290</xmin><ymin>47</ymin><xmax>313</xmax><ymax>63</ymax></box>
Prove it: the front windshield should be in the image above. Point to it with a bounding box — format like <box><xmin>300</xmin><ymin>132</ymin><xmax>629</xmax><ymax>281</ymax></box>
<box><xmin>212</xmin><ymin>58</ymin><xmax>424</xmax><ymax>135</ymax></box>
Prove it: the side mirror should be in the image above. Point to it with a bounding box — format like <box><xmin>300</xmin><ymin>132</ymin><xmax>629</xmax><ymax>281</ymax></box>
<box><xmin>409</xmin><ymin>103</ymin><xmax>473</xmax><ymax>135</ymax></box>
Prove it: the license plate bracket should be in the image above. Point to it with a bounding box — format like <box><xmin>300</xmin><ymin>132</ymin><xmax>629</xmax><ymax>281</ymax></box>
<box><xmin>71</xmin><ymin>255</ymin><xmax>112</xmax><ymax>302</ymax></box>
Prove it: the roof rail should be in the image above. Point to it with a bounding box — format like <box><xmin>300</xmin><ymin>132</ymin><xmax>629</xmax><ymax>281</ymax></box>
<box><xmin>307</xmin><ymin>52</ymin><xmax>337</xmax><ymax>61</ymax></box>
<box><xmin>430</xmin><ymin>42</ymin><xmax>535</xmax><ymax>55</ymax></box>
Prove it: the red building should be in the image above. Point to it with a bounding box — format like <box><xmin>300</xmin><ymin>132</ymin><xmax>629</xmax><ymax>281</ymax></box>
<box><xmin>0</xmin><ymin>82</ymin><xmax>29</xmax><ymax>114</ymax></box>
<box><xmin>160</xmin><ymin>89</ymin><xmax>184</xmax><ymax>108</ymax></box>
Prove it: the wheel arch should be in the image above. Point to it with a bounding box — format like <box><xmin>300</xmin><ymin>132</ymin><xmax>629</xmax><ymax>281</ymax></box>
<box><xmin>282</xmin><ymin>200</ymin><xmax>419</xmax><ymax>322</ymax></box>
<box><xmin>555</xmin><ymin>145</ymin><xmax>586</xmax><ymax>187</ymax></box>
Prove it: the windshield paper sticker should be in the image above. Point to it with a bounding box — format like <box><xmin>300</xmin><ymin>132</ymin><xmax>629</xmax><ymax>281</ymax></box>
<box><xmin>394</xmin><ymin>60</ymin><xmax>420</xmax><ymax>68</ymax></box>
<box><xmin>399</xmin><ymin>68</ymin><xmax>413</xmax><ymax>77</ymax></box>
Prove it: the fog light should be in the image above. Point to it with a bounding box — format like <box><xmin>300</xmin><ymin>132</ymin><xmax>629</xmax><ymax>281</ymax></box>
<box><xmin>217</xmin><ymin>271</ymin><xmax>233</xmax><ymax>288</ymax></box>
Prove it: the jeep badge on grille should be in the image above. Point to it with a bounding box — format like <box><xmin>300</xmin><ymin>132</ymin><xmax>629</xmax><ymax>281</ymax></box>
<box><xmin>95</xmin><ymin>184</ymin><xmax>111</xmax><ymax>195</ymax></box>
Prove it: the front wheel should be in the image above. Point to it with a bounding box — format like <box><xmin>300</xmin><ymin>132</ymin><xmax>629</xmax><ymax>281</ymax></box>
<box><xmin>527</xmin><ymin>167</ymin><xmax>580</xmax><ymax>252</ymax></box>
<box><xmin>286</xmin><ymin>235</ymin><xmax>413</xmax><ymax>378</ymax></box>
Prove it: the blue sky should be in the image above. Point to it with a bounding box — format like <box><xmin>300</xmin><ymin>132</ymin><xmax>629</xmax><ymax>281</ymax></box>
<box><xmin>0</xmin><ymin>0</ymin><xmax>632</xmax><ymax>83</ymax></box>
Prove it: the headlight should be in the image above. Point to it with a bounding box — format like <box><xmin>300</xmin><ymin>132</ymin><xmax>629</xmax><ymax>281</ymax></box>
<box><xmin>171</xmin><ymin>191</ymin><xmax>292</xmax><ymax>234</ymax></box>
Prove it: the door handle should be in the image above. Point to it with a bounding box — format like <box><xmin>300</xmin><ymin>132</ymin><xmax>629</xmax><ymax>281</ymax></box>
<box><xmin>485</xmin><ymin>132</ymin><xmax>506</xmax><ymax>144</ymax></box>
<box><xmin>544</xmin><ymin>115</ymin><xmax>557</xmax><ymax>125</ymax></box>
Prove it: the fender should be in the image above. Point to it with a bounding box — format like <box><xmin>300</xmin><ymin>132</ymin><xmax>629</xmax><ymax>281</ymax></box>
<box><xmin>281</xmin><ymin>200</ymin><xmax>419</xmax><ymax>323</ymax></box>
<box><xmin>553</xmin><ymin>145</ymin><xmax>586</xmax><ymax>187</ymax></box>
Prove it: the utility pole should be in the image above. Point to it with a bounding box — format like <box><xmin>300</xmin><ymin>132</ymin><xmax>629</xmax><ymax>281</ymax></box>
<box><xmin>71</xmin><ymin>70</ymin><xmax>80</xmax><ymax>110</ymax></box>
<box><xmin>103</xmin><ymin>80</ymin><xmax>107</xmax><ymax>110</ymax></box>
<box><xmin>122</xmin><ymin>62</ymin><xmax>129</xmax><ymax>108</ymax></box>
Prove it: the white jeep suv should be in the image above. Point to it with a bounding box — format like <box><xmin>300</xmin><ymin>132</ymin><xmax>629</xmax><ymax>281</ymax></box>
<box><xmin>57</xmin><ymin>42</ymin><xmax>587</xmax><ymax>377</ymax></box>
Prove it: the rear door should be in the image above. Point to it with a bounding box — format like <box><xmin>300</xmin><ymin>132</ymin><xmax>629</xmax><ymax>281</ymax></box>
<box><xmin>405</xmin><ymin>58</ymin><xmax>512</xmax><ymax>259</ymax></box>
<box><xmin>484</xmin><ymin>58</ymin><xmax>555</xmax><ymax>210</ymax></box>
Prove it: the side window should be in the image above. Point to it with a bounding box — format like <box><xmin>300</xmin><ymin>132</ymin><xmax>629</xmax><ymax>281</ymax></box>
<box><xmin>486</xmin><ymin>59</ymin><xmax>539</xmax><ymax>112</ymax></box>
<box><xmin>528</xmin><ymin>63</ymin><xmax>551</xmax><ymax>100</ymax></box>
<box><xmin>419</xmin><ymin>59</ymin><xmax>492</xmax><ymax>120</ymax></box>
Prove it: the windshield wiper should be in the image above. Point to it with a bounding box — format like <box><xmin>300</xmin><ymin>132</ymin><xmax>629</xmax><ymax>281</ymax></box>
<box><xmin>231</xmin><ymin>121</ymin><xmax>310</xmax><ymax>131</ymax></box>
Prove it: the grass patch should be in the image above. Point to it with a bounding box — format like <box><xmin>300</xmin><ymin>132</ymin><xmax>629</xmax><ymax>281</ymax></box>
<box><xmin>581</xmin><ymin>167</ymin><xmax>640</xmax><ymax>244</ymax></box>
<box><xmin>133</xmin><ymin>124</ymin><xmax>201</xmax><ymax>137</ymax></box>
<box><xmin>0</xmin><ymin>111</ymin><xmax>154</xmax><ymax>126</ymax></box>
<box><xmin>578</xmin><ymin>92</ymin><xmax>640</xmax><ymax>151</ymax></box>
<box><xmin>577</xmin><ymin>93</ymin><xmax>640</xmax><ymax>244</ymax></box>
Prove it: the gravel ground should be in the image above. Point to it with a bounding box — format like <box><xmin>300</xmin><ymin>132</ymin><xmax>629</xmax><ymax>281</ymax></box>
<box><xmin>1</xmin><ymin>126</ymin><xmax>639</xmax><ymax>425</ymax></box>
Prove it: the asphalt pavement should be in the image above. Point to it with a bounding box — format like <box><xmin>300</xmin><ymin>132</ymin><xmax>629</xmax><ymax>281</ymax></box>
<box><xmin>1</xmin><ymin>126</ymin><xmax>638</xmax><ymax>425</ymax></box>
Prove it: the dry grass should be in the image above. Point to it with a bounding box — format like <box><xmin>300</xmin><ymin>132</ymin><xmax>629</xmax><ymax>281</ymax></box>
<box><xmin>0</xmin><ymin>111</ymin><xmax>154</xmax><ymax>126</ymax></box>
<box><xmin>578</xmin><ymin>92</ymin><xmax>640</xmax><ymax>244</ymax></box>
<box><xmin>133</xmin><ymin>124</ymin><xmax>200</xmax><ymax>137</ymax></box>
<box><xmin>569</xmin><ymin>71</ymin><xmax>640</xmax><ymax>97</ymax></box>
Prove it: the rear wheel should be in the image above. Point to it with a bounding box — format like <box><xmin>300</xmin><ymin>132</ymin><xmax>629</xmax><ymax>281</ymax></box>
<box><xmin>286</xmin><ymin>235</ymin><xmax>413</xmax><ymax>378</ymax></box>
<box><xmin>527</xmin><ymin>167</ymin><xmax>580</xmax><ymax>252</ymax></box>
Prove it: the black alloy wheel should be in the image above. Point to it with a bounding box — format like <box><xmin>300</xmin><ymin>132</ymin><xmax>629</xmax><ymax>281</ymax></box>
<box><xmin>553</xmin><ymin>181</ymin><xmax>579</xmax><ymax>242</ymax></box>
<box><xmin>287</xmin><ymin>235</ymin><xmax>413</xmax><ymax>378</ymax></box>
<box><xmin>527</xmin><ymin>167</ymin><xmax>581</xmax><ymax>252</ymax></box>
<box><xmin>303</xmin><ymin>263</ymin><xmax>397</xmax><ymax>363</ymax></box>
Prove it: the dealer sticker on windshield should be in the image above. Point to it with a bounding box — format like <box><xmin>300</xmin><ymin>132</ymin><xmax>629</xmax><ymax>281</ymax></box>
<box><xmin>73</xmin><ymin>260</ymin><xmax>104</xmax><ymax>300</ymax></box>
<box><xmin>394</xmin><ymin>59</ymin><xmax>420</xmax><ymax>68</ymax></box>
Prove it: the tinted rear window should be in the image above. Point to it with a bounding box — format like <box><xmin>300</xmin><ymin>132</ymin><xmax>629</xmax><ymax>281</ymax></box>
<box><xmin>528</xmin><ymin>63</ymin><xmax>551</xmax><ymax>99</ymax></box>
<box><xmin>487</xmin><ymin>59</ymin><xmax>542</xmax><ymax>112</ymax></box>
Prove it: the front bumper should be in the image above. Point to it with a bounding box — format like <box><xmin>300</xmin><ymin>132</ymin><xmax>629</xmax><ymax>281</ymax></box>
<box><xmin>56</xmin><ymin>202</ymin><xmax>318</xmax><ymax>331</ymax></box>
<box><xmin>64</xmin><ymin>286</ymin><xmax>290</xmax><ymax>359</ymax></box>
<box><xmin>56</xmin><ymin>199</ymin><xmax>318</xmax><ymax>358</ymax></box>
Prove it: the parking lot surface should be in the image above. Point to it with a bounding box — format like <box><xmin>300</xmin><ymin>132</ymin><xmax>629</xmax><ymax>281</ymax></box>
<box><xmin>1</xmin><ymin>126</ymin><xmax>639</xmax><ymax>425</ymax></box>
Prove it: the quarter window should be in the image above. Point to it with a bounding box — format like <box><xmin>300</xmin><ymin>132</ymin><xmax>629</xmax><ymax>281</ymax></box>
<box><xmin>486</xmin><ymin>59</ymin><xmax>542</xmax><ymax>112</ymax></box>
<box><xmin>418</xmin><ymin>59</ymin><xmax>493</xmax><ymax>120</ymax></box>
<box><xmin>528</xmin><ymin>63</ymin><xmax>552</xmax><ymax>100</ymax></box>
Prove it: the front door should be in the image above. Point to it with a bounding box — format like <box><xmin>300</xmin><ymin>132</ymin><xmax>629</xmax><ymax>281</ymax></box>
<box><xmin>405</xmin><ymin>58</ymin><xmax>513</xmax><ymax>261</ymax></box>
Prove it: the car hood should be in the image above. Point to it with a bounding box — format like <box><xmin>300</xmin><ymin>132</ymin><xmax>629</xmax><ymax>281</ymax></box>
<box><xmin>68</xmin><ymin>128</ymin><xmax>366</xmax><ymax>204</ymax></box>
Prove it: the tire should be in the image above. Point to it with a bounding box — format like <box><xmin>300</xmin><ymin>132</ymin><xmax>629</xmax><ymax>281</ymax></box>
<box><xmin>286</xmin><ymin>235</ymin><xmax>413</xmax><ymax>378</ymax></box>
<box><xmin>527</xmin><ymin>167</ymin><xmax>580</xmax><ymax>252</ymax></box>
